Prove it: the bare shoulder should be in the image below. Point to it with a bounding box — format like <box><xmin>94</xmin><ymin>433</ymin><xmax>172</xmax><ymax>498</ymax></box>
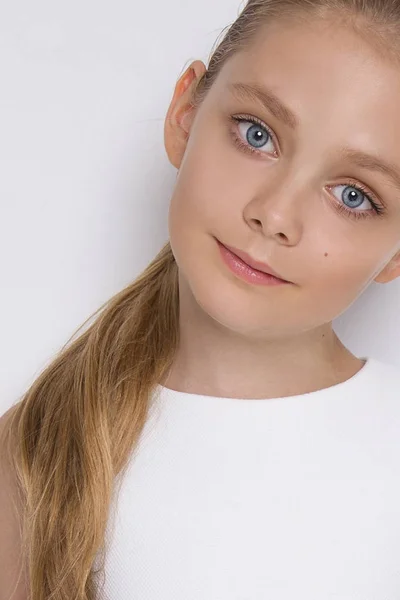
<box><xmin>0</xmin><ymin>404</ymin><xmax>30</xmax><ymax>600</ymax></box>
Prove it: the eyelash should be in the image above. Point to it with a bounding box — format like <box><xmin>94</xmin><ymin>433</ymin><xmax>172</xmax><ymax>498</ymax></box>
<box><xmin>229</xmin><ymin>114</ymin><xmax>386</xmax><ymax>222</ymax></box>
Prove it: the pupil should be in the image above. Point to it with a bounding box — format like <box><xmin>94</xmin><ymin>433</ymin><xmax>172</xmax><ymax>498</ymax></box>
<box><xmin>247</xmin><ymin>125</ymin><xmax>268</xmax><ymax>148</ymax></box>
<box><xmin>344</xmin><ymin>186</ymin><xmax>363</xmax><ymax>208</ymax></box>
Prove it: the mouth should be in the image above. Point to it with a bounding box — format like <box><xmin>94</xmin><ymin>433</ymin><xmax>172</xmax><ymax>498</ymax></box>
<box><xmin>216</xmin><ymin>239</ymin><xmax>292</xmax><ymax>283</ymax></box>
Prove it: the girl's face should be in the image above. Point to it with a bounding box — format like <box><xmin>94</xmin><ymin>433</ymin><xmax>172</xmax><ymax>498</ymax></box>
<box><xmin>164</xmin><ymin>16</ymin><xmax>400</xmax><ymax>338</ymax></box>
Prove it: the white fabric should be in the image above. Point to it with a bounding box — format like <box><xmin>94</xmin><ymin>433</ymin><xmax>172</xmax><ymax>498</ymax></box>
<box><xmin>96</xmin><ymin>357</ymin><xmax>400</xmax><ymax>599</ymax></box>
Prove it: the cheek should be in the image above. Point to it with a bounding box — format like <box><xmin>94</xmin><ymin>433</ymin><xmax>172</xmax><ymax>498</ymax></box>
<box><xmin>168</xmin><ymin>137</ymin><xmax>243</xmax><ymax>237</ymax></box>
<box><xmin>305</xmin><ymin>252</ymin><xmax>377</xmax><ymax>316</ymax></box>
<box><xmin>169</xmin><ymin>108</ymin><xmax>270</xmax><ymax>238</ymax></box>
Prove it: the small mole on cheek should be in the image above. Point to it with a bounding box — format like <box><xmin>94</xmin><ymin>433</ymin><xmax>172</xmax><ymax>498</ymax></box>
<box><xmin>324</xmin><ymin>252</ymin><xmax>328</xmax><ymax>257</ymax></box>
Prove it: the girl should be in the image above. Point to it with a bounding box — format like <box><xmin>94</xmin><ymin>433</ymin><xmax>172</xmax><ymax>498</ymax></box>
<box><xmin>2</xmin><ymin>0</ymin><xmax>400</xmax><ymax>598</ymax></box>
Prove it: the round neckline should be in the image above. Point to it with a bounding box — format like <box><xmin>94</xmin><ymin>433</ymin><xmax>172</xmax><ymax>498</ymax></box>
<box><xmin>154</xmin><ymin>356</ymin><xmax>375</xmax><ymax>405</ymax></box>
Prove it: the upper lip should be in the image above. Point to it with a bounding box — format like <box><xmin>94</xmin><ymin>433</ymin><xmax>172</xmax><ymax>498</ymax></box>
<box><xmin>221</xmin><ymin>241</ymin><xmax>291</xmax><ymax>282</ymax></box>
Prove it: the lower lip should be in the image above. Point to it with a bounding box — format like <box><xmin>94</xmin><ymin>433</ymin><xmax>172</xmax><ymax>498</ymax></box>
<box><xmin>217</xmin><ymin>240</ymin><xmax>291</xmax><ymax>286</ymax></box>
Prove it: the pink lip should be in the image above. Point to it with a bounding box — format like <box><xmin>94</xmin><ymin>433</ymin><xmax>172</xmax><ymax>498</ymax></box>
<box><xmin>218</xmin><ymin>240</ymin><xmax>291</xmax><ymax>283</ymax></box>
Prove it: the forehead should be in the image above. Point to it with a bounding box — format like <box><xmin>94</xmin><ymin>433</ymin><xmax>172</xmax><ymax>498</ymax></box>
<box><xmin>214</xmin><ymin>17</ymin><xmax>400</xmax><ymax>124</ymax></box>
<box><xmin>207</xmin><ymin>18</ymin><xmax>400</xmax><ymax>196</ymax></box>
<box><xmin>221</xmin><ymin>17</ymin><xmax>400</xmax><ymax>85</ymax></box>
<box><xmin>245</xmin><ymin>12</ymin><xmax>400</xmax><ymax>70</ymax></box>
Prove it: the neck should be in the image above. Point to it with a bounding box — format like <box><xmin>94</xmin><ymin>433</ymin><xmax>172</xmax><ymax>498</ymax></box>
<box><xmin>163</xmin><ymin>274</ymin><xmax>362</xmax><ymax>400</ymax></box>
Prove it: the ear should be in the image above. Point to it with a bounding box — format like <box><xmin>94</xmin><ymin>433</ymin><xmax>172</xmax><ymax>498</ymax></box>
<box><xmin>374</xmin><ymin>250</ymin><xmax>400</xmax><ymax>283</ymax></box>
<box><xmin>164</xmin><ymin>60</ymin><xmax>207</xmax><ymax>169</ymax></box>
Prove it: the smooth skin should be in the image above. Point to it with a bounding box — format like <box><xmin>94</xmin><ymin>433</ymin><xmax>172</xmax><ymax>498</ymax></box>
<box><xmin>164</xmin><ymin>15</ymin><xmax>400</xmax><ymax>399</ymax></box>
<box><xmin>3</xmin><ymin>12</ymin><xmax>400</xmax><ymax>600</ymax></box>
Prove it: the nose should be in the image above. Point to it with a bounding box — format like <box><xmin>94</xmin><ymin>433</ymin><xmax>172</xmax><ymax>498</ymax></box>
<box><xmin>243</xmin><ymin>181</ymin><xmax>305</xmax><ymax>245</ymax></box>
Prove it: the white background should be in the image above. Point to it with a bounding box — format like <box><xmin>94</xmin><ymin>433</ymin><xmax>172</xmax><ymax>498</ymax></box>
<box><xmin>1</xmin><ymin>0</ymin><xmax>399</xmax><ymax>415</ymax></box>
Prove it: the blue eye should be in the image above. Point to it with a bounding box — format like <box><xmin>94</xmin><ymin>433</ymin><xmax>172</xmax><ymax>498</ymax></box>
<box><xmin>228</xmin><ymin>115</ymin><xmax>386</xmax><ymax>221</ymax></box>
<box><xmin>230</xmin><ymin>116</ymin><xmax>277</xmax><ymax>156</ymax></box>
<box><xmin>240</xmin><ymin>122</ymin><xmax>274</xmax><ymax>151</ymax></box>
<box><xmin>327</xmin><ymin>183</ymin><xmax>385</xmax><ymax>221</ymax></box>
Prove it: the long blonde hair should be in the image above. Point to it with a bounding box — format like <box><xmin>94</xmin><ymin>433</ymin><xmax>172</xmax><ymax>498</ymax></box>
<box><xmin>2</xmin><ymin>1</ymin><xmax>400</xmax><ymax>598</ymax></box>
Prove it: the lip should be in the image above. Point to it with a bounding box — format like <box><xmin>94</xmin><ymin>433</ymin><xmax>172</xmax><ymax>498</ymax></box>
<box><xmin>218</xmin><ymin>240</ymin><xmax>291</xmax><ymax>283</ymax></box>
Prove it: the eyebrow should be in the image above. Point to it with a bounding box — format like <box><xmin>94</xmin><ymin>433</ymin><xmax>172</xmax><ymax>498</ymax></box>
<box><xmin>228</xmin><ymin>81</ymin><xmax>400</xmax><ymax>195</ymax></box>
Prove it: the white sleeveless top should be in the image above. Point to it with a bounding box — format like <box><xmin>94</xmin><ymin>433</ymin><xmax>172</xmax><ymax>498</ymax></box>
<box><xmin>95</xmin><ymin>357</ymin><xmax>400</xmax><ymax>599</ymax></box>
